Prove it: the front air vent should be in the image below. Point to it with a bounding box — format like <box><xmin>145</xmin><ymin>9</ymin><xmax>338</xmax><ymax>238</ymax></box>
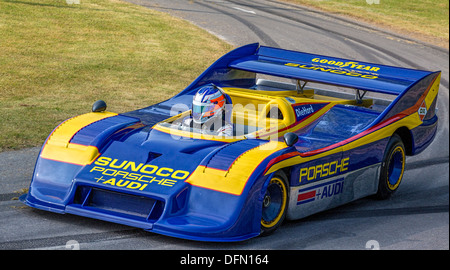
<box><xmin>72</xmin><ymin>186</ymin><xmax>164</xmax><ymax>222</ymax></box>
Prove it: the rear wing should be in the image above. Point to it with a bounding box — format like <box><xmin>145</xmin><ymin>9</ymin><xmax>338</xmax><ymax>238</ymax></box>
<box><xmin>177</xmin><ymin>43</ymin><xmax>441</xmax><ymax>123</ymax></box>
<box><xmin>228</xmin><ymin>45</ymin><xmax>436</xmax><ymax>95</ymax></box>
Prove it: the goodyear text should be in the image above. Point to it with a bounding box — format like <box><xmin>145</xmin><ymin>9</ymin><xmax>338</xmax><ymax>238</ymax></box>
<box><xmin>285</xmin><ymin>62</ymin><xmax>378</xmax><ymax>79</ymax></box>
<box><xmin>311</xmin><ymin>58</ymin><xmax>380</xmax><ymax>72</ymax></box>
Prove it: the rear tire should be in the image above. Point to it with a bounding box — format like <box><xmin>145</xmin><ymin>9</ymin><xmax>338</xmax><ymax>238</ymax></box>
<box><xmin>260</xmin><ymin>171</ymin><xmax>289</xmax><ymax>236</ymax></box>
<box><xmin>376</xmin><ymin>134</ymin><xmax>405</xmax><ymax>199</ymax></box>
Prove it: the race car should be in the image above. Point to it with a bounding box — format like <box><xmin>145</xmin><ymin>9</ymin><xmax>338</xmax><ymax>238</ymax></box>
<box><xmin>21</xmin><ymin>43</ymin><xmax>441</xmax><ymax>242</ymax></box>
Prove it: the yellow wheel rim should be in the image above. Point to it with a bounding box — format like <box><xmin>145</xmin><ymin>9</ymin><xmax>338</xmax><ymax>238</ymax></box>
<box><xmin>387</xmin><ymin>146</ymin><xmax>405</xmax><ymax>191</ymax></box>
<box><xmin>261</xmin><ymin>177</ymin><xmax>287</xmax><ymax>228</ymax></box>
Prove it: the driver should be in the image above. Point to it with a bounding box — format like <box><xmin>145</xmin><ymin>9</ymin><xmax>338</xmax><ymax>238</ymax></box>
<box><xmin>181</xmin><ymin>84</ymin><xmax>233</xmax><ymax>136</ymax></box>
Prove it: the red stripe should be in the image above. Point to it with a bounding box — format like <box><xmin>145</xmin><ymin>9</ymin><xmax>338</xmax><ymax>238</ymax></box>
<box><xmin>298</xmin><ymin>190</ymin><xmax>316</xmax><ymax>201</ymax></box>
<box><xmin>260</xmin><ymin>113</ymin><xmax>405</xmax><ymax>175</ymax></box>
<box><xmin>256</xmin><ymin>103</ymin><xmax>331</xmax><ymax>139</ymax></box>
<box><xmin>299</xmin><ymin>113</ymin><xmax>404</xmax><ymax>157</ymax></box>
<box><xmin>262</xmin><ymin>151</ymin><xmax>299</xmax><ymax>175</ymax></box>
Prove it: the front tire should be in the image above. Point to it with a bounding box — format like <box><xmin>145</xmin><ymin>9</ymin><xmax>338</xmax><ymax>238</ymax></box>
<box><xmin>260</xmin><ymin>171</ymin><xmax>289</xmax><ymax>236</ymax></box>
<box><xmin>376</xmin><ymin>134</ymin><xmax>406</xmax><ymax>199</ymax></box>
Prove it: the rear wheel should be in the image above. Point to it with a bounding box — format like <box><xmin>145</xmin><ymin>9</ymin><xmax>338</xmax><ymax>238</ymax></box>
<box><xmin>260</xmin><ymin>171</ymin><xmax>289</xmax><ymax>236</ymax></box>
<box><xmin>376</xmin><ymin>134</ymin><xmax>406</xmax><ymax>199</ymax></box>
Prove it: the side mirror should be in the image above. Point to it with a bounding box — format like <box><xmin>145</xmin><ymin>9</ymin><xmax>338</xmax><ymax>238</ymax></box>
<box><xmin>283</xmin><ymin>132</ymin><xmax>298</xmax><ymax>147</ymax></box>
<box><xmin>92</xmin><ymin>100</ymin><xmax>107</xmax><ymax>112</ymax></box>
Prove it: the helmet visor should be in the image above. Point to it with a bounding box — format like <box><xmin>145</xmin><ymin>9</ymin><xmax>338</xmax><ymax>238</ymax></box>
<box><xmin>192</xmin><ymin>101</ymin><xmax>215</xmax><ymax>123</ymax></box>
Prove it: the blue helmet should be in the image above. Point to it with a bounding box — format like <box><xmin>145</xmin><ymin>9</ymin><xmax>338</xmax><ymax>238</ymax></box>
<box><xmin>192</xmin><ymin>84</ymin><xmax>227</xmax><ymax>124</ymax></box>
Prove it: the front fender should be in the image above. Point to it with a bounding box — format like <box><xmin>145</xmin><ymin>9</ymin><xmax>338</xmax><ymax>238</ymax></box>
<box><xmin>21</xmin><ymin>112</ymin><xmax>142</xmax><ymax>212</ymax></box>
<box><xmin>150</xmin><ymin>140</ymin><xmax>291</xmax><ymax>242</ymax></box>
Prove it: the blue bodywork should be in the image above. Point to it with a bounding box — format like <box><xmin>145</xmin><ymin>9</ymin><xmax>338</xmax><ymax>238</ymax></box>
<box><xmin>21</xmin><ymin>43</ymin><xmax>440</xmax><ymax>241</ymax></box>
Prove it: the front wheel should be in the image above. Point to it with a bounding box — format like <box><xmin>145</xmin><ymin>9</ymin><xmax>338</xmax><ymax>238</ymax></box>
<box><xmin>260</xmin><ymin>171</ymin><xmax>289</xmax><ymax>236</ymax></box>
<box><xmin>376</xmin><ymin>134</ymin><xmax>406</xmax><ymax>199</ymax></box>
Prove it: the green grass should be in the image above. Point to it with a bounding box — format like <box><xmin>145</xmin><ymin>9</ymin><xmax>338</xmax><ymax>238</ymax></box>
<box><xmin>1</xmin><ymin>0</ymin><xmax>447</xmax><ymax>151</ymax></box>
<box><xmin>285</xmin><ymin>0</ymin><xmax>449</xmax><ymax>48</ymax></box>
<box><xmin>0</xmin><ymin>0</ymin><xmax>232</xmax><ymax>151</ymax></box>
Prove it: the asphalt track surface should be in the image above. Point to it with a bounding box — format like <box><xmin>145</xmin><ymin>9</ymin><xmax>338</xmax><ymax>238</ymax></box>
<box><xmin>0</xmin><ymin>0</ymin><xmax>448</xmax><ymax>250</ymax></box>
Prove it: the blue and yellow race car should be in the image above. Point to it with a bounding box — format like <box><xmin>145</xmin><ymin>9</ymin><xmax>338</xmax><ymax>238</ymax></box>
<box><xmin>21</xmin><ymin>43</ymin><xmax>441</xmax><ymax>241</ymax></box>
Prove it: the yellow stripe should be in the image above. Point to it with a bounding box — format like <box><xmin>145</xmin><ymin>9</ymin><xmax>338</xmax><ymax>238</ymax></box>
<box><xmin>264</xmin><ymin>145</ymin><xmax>345</xmax><ymax>176</ymax></box>
<box><xmin>256</xmin><ymin>102</ymin><xmax>334</xmax><ymax>140</ymax></box>
<box><xmin>186</xmin><ymin>141</ymin><xmax>286</xmax><ymax>195</ymax></box>
<box><xmin>344</xmin><ymin>113</ymin><xmax>421</xmax><ymax>152</ymax></box>
<box><xmin>40</xmin><ymin>112</ymin><xmax>117</xmax><ymax>165</ymax></box>
<box><xmin>264</xmin><ymin>107</ymin><xmax>429</xmax><ymax>176</ymax></box>
<box><xmin>424</xmin><ymin>72</ymin><xmax>440</xmax><ymax>110</ymax></box>
<box><xmin>264</xmin><ymin>155</ymin><xmax>302</xmax><ymax>176</ymax></box>
<box><xmin>153</xmin><ymin>123</ymin><xmax>245</xmax><ymax>143</ymax></box>
<box><xmin>41</xmin><ymin>143</ymin><xmax>101</xmax><ymax>166</ymax></box>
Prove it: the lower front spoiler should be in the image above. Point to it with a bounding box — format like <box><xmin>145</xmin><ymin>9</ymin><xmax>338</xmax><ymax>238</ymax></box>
<box><xmin>65</xmin><ymin>205</ymin><xmax>154</xmax><ymax>230</ymax></box>
<box><xmin>150</xmin><ymin>226</ymin><xmax>260</xmax><ymax>242</ymax></box>
<box><xmin>20</xmin><ymin>193</ymin><xmax>260</xmax><ymax>242</ymax></box>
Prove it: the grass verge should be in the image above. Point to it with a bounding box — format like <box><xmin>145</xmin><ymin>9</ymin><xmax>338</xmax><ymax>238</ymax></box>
<box><xmin>284</xmin><ymin>0</ymin><xmax>449</xmax><ymax>49</ymax></box>
<box><xmin>0</xmin><ymin>0</ymin><xmax>233</xmax><ymax>151</ymax></box>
